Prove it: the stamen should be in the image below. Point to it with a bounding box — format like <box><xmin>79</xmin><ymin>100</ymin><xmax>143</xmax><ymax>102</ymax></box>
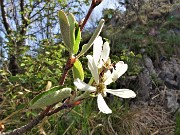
<box><xmin>96</xmin><ymin>83</ymin><xmax>106</xmax><ymax>96</ymax></box>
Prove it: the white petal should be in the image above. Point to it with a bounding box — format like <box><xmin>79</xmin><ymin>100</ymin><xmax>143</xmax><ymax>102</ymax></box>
<box><xmin>104</xmin><ymin>70</ymin><xmax>113</xmax><ymax>85</ymax></box>
<box><xmin>112</xmin><ymin>61</ymin><xmax>128</xmax><ymax>82</ymax></box>
<box><xmin>74</xmin><ymin>78</ymin><xmax>96</xmax><ymax>92</ymax></box>
<box><xmin>101</xmin><ymin>42</ymin><xmax>110</xmax><ymax>63</ymax></box>
<box><xmin>106</xmin><ymin>89</ymin><xmax>136</xmax><ymax>98</ymax></box>
<box><xmin>97</xmin><ymin>94</ymin><xmax>112</xmax><ymax>114</ymax></box>
<box><xmin>86</xmin><ymin>55</ymin><xmax>99</xmax><ymax>84</ymax></box>
<box><xmin>98</xmin><ymin>42</ymin><xmax>110</xmax><ymax>68</ymax></box>
<box><xmin>93</xmin><ymin>36</ymin><xmax>103</xmax><ymax>66</ymax></box>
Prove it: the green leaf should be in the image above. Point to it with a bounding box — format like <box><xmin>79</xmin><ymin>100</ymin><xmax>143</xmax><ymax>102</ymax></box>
<box><xmin>76</xmin><ymin>19</ymin><xmax>105</xmax><ymax>58</ymax></box>
<box><xmin>72</xmin><ymin>59</ymin><xmax>84</xmax><ymax>80</ymax></box>
<box><xmin>58</xmin><ymin>10</ymin><xmax>72</xmax><ymax>53</ymax></box>
<box><xmin>58</xmin><ymin>10</ymin><xmax>80</xmax><ymax>55</ymax></box>
<box><xmin>29</xmin><ymin>86</ymin><xmax>71</xmax><ymax>109</ymax></box>
<box><xmin>74</xmin><ymin>23</ymin><xmax>81</xmax><ymax>54</ymax></box>
<box><xmin>16</xmin><ymin>104</ymin><xmax>26</xmax><ymax>110</ymax></box>
<box><xmin>9</xmin><ymin>76</ymin><xmax>21</xmax><ymax>82</ymax></box>
<box><xmin>68</xmin><ymin>13</ymin><xmax>76</xmax><ymax>53</ymax></box>
<box><xmin>29</xmin><ymin>86</ymin><xmax>62</xmax><ymax>107</ymax></box>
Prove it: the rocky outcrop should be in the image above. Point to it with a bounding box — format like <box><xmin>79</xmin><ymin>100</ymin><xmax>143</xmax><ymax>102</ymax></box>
<box><xmin>138</xmin><ymin>53</ymin><xmax>155</xmax><ymax>101</ymax></box>
<box><xmin>159</xmin><ymin>57</ymin><xmax>180</xmax><ymax>90</ymax></box>
<box><xmin>137</xmin><ymin>55</ymin><xmax>180</xmax><ymax>113</ymax></box>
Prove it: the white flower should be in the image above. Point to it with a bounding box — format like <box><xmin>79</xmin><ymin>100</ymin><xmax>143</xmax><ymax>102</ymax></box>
<box><xmin>74</xmin><ymin>36</ymin><xmax>136</xmax><ymax>114</ymax></box>
<box><xmin>74</xmin><ymin>78</ymin><xmax>136</xmax><ymax>114</ymax></box>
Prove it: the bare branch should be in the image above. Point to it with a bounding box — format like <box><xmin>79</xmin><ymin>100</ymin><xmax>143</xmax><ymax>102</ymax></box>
<box><xmin>0</xmin><ymin>0</ymin><xmax>11</xmax><ymax>34</ymax></box>
<box><xmin>20</xmin><ymin>0</ymin><xmax>28</xmax><ymax>36</ymax></box>
<box><xmin>80</xmin><ymin>0</ymin><xmax>103</xmax><ymax>31</ymax></box>
<box><xmin>30</xmin><ymin>2</ymin><xmax>49</xmax><ymax>19</ymax></box>
<box><xmin>11</xmin><ymin>0</ymin><xmax>19</xmax><ymax>28</ymax></box>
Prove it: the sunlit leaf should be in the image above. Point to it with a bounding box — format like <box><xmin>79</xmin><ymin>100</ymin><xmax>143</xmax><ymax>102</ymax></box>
<box><xmin>58</xmin><ymin>10</ymin><xmax>72</xmax><ymax>53</ymax></box>
<box><xmin>72</xmin><ymin>59</ymin><xmax>84</xmax><ymax>80</ymax></box>
<box><xmin>29</xmin><ymin>86</ymin><xmax>71</xmax><ymax>109</ymax></box>
<box><xmin>74</xmin><ymin>23</ymin><xmax>81</xmax><ymax>54</ymax></box>
<box><xmin>29</xmin><ymin>86</ymin><xmax>62</xmax><ymax>106</ymax></box>
<box><xmin>68</xmin><ymin>13</ymin><xmax>76</xmax><ymax>53</ymax></box>
<box><xmin>77</xmin><ymin>19</ymin><xmax>105</xmax><ymax>58</ymax></box>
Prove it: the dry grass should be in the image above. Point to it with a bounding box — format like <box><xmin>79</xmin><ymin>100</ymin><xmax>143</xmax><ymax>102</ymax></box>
<box><xmin>88</xmin><ymin>105</ymin><xmax>175</xmax><ymax>135</ymax></box>
<box><xmin>132</xmin><ymin>105</ymin><xmax>175</xmax><ymax>135</ymax></box>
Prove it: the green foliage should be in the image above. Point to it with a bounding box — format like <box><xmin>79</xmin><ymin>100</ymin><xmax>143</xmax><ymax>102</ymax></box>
<box><xmin>120</xmin><ymin>50</ymin><xmax>142</xmax><ymax>76</ymax></box>
<box><xmin>54</xmin><ymin>98</ymin><xmax>96</xmax><ymax>135</ymax></box>
<box><xmin>18</xmin><ymin>44</ymin><xmax>66</xmax><ymax>89</ymax></box>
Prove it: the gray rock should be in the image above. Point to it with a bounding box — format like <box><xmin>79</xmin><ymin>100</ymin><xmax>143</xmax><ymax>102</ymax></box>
<box><xmin>143</xmin><ymin>54</ymin><xmax>156</xmax><ymax>74</ymax></box>
<box><xmin>166</xmin><ymin>90</ymin><xmax>179</xmax><ymax>112</ymax></box>
<box><xmin>159</xmin><ymin>72</ymin><xmax>174</xmax><ymax>80</ymax></box>
<box><xmin>138</xmin><ymin>54</ymin><xmax>155</xmax><ymax>101</ymax></box>
<box><xmin>135</xmin><ymin>51</ymin><xmax>180</xmax><ymax>112</ymax></box>
<box><xmin>138</xmin><ymin>69</ymin><xmax>151</xmax><ymax>101</ymax></box>
<box><xmin>164</xmin><ymin>79</ymin><xmax>179</xmax><ymax>89</ymax></box>
<box><xmin>158</xmin><ymin>57</ymin><xmax>180</xmax><ymax>89</ymax></box>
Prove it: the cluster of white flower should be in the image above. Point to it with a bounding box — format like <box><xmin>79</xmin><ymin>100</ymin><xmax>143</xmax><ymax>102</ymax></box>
<box><xmin>74</xmin><ymin>36</ymin><xmax>136</xmax><ymax>114</ymax></box>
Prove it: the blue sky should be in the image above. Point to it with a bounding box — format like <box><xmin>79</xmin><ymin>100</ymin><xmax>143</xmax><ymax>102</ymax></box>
<box><xmin>92</xmin><ymin>0</ymin><xmax>118</xmax><ymax>18</ymax></box>
<box><xmin>84</xmin><ymin>0</ymin><xmax>125</xmax><ymax>27</ymax></box>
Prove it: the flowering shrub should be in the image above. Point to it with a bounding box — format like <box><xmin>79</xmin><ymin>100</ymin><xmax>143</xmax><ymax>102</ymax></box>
<box><xmin>1</xmin><ymin>1</ymin><xmax>136</xmax><ymax>134</ymax></box>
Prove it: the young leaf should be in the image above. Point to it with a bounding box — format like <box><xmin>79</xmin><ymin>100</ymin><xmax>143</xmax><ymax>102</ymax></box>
<box><xmin>74</xmin><ymin>23</ymin><xmax>81</xmax><ymax>54</ymax></box>
<box><xmin>29</xmin><ymin>86</ymin><xmax>71</xmax><ymax>109</ymax></box>
<box><xmin>29</xmin><ymin>86</ymin><xmax>62</xmax><ymax>107</ymax></box>
<box><xmin>58</xmin><ymin>10</ymin><xmax>72</xmax><ymax>53</ymax></box>
<box><xmin>72</xmin><ymin>59</ymin><xmax>84</xmax><ymax>80</ymax></box>
<box><xmin>68</xmin><ymin>13</ymin><xmax>76</xmax><ymax>53</ymax></box>
<box><xmin>76</xmin><ymin>19</ymin><xmax>105</xmax><ymax>58</ymax></box>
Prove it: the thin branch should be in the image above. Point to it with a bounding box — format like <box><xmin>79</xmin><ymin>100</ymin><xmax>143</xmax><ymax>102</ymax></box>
<box><xmin>30</xmin><ymin>0</ymin><xmax>44</xmax><ymax>13</ymax></box>
<box><xmin>29</xmin><ymin>2</ymin><xmax>48</xmax><ymax>19</ymax></box>
<box><xmin>29</xmin><ymin>9</ymin><xmax>58</xmax><ymax>25</ymax></box>
<box><xmin>0</xmin><ymin>0</ymin><xmax>11</xmax><ymax>34</ymax></box>
<box><xmin>27</xmin><ymin>1</ymin><xmax>42</xmax><ymax>21</ymax></box>
<box><xmin>25</xmin><ymin>22</ymin><xmax>57</xmax><ymax>36</ymax></box>
<box><xmin>11</xmin><ymin>0</ymin><xmax>19</xmax><ymax>28</ymax></box>
<box><xmin>20</xmin><ymin>0</ymin><xmax>29</xmax><ymax>36</ymax></box>
<box><xmin>80</xmin><ymin>0</ymin><xmax>103</xmax><ymax>31</ymax></box>
<box><xmin>59</xmin><ymin>56</ymin><xmax>76</xmax><ymax>85</ymax></box>
<box><xmin>3</xmin><ymin>107</ymin><xmax>52</xmax><ymax>135</ymax></box>
<box><xmin>46</xmin><ymin>103</ymin><xmax>70</xmax><ymax>116</ymax></box>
